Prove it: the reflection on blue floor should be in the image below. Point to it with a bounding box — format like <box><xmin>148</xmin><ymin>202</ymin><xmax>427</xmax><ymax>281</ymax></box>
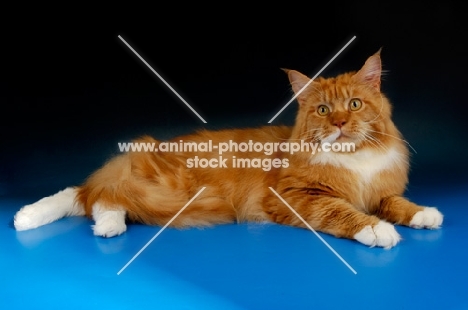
<box><xmin>1</xmin><ymin>184</ymin><xmax>467</xmax><ymax>309</ymax></box>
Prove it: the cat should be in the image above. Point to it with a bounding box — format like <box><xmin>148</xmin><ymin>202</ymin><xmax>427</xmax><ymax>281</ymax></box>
<box><xmin>13</xmin><ymin>50</ymin><xmax>443</xmax><ymax>248</ymax></box>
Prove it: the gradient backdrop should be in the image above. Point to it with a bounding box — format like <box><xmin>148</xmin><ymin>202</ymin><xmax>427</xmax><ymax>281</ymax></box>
<box><xmin>1</xmin><ymin>3</ymin><xmax>467</xmax><ymax>200</ymax></box>
<box><xmin>1</xmin><ymin>3</ymin><xmax>468</xmax><ymax>309</ymax></box>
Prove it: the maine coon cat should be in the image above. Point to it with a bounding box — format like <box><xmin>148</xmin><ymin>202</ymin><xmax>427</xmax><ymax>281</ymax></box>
<box><xmin>14</xmin><ymin>50</ymin><xmax>443</xmax><ymax>248</ymax></box>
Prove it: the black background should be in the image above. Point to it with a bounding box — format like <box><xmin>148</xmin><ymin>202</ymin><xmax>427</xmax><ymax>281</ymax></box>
<box><xmin>1</xmin><ymin>2</ymin><xmax>467</xmax><ymax>198</ymax></box>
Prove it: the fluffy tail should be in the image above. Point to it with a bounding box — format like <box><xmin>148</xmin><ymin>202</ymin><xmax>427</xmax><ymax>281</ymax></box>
<box><xmin>14</xmin><ymin>187</ymin><xmax>85</xmax><ymax>231</ymax></box>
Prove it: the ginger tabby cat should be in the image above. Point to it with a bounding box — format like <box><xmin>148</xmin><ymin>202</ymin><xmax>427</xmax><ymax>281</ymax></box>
<box><xmin>14</xmin><ymin>50</ymin><xmax>443</xmax><ymax>248</ymax></box>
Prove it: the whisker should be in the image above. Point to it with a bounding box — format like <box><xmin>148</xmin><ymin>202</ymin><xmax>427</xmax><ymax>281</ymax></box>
<box><xmin>361</xmin><ymin>131</ymin><xmax>388</xmax><ymax>153</ymax></box>
<box><xmin>361</xmin><ymin>92</ymin><xmax>386</xmax><ymax>125</ymax></box>
<box><xmin>366</xmin><ymin>129</ymin><xmax>417</xmax><ymax>154</ymax></box>
<box><xmin>294</xmin><ymin>128</ymin><xmax>323</xmax><ymax>142</ymax></box>
<box><xmin>364</xmin><ymin>133</ymin><xmax>409</xmax><ymax>166</ymax></box>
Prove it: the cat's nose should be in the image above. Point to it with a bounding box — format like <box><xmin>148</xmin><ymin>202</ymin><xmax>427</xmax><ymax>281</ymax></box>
<box><xmin>333</xmin><ymin>119</ymin><xmax>347</xmax><ymax>128</ymax></box>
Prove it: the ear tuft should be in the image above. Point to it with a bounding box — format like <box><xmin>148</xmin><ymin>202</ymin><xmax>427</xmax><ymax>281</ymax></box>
<box><xmin>353</xmin><ymin>50</ymin><xmax>382</xmax><ymax>90</ymax></box>
<box><xmin>284</xmin><ymin>69</ymin><xmax>314</xmax><ymax>106</ymax></box>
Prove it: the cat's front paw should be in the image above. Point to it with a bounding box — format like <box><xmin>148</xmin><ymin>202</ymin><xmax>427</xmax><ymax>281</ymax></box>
<box><xmin>354</xmin><ymin>221</ymin><xmax>401</xmax><ymax>249</ymax></box>
<box><xmin>410</xmin><ymin>207</ymin><xmax>443</xmax><ymax>229</ymax></box>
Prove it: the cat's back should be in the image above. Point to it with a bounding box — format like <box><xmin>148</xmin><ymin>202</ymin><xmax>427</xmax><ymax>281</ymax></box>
<box><xmin>175</xmin><ymin>125</ymin><xmax>292</xmax><ymax>144</ymax></box>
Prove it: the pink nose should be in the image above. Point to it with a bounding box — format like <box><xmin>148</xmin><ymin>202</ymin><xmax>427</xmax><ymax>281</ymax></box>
<box><xmin>333</xmin><ymin>119</ymin><xmax>347</xmax><ymax>128</ymax></box>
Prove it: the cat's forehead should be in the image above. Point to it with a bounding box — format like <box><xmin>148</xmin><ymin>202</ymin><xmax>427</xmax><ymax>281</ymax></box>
<box><xmin>314</xmin><ymin>74</ymin><xmax>356</xmax><ymax>104</ymax></box>
<box><xmin>316</xmin><ymin>73</ymin><xmax>354</xmax><ymax>91</ymax></box>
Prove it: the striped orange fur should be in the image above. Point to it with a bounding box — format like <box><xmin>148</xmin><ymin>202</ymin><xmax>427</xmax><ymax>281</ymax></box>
<box><xmin>67</xmin><ymin>50</ymin><xmax>442</xmax><ymax>247</ymax></box>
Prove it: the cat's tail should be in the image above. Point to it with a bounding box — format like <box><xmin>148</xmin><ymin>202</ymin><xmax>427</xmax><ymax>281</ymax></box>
<box><xmin>14</xmin><ymin>187</ymin><xmax>85</xmax><ymax>231</ymax></box>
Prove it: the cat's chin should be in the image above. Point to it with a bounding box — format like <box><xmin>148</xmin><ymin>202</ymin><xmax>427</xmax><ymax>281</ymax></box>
<box><xmin>335</xmin><ymin>135</ymin><xmax>351</xmax><ymax>142</ymax></box>
<box><xmin>325</xmin><ymin>132</ymin><xmax>357</xmax><ymax>144</ymax></box>
<box><xmin>322</xmin><ymin>128</ymin><xmax>360</xmax><ymax>144</ymax></box>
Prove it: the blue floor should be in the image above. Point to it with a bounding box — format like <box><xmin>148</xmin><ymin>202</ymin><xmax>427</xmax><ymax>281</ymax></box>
<box><xmin>1</xmin><ymin>183</ymin><xmax>467</xmax><ymax>309</ymax></box>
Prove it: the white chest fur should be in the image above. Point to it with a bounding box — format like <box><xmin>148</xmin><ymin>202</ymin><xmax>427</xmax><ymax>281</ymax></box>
<box><xmin>309</xmin><ymin>146</ymin><xmax>406</xmax><ymax>184</ymax></box>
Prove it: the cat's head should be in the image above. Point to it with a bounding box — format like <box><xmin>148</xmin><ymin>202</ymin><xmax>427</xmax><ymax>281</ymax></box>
<box><xmin>286</xmin><ymin>50</ymin><xmax>398</xmax><ymax>151</ymax></box>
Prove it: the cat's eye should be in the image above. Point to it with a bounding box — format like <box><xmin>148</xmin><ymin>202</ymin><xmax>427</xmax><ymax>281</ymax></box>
<box><xmin>349</xmin><ymin>98</ymin><xmax>362</xmax><ymax>111</ymax></box>
<box><xmin>317</xmin><ymin>105</ymin><xmax>330</xmax><ymax>116</ymax></box>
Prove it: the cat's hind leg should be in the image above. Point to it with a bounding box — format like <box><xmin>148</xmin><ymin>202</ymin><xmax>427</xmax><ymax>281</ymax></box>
<box><xmin>14</xmin><ymin>187</ymin><xmax>85</xmax><ymax>231</ymax></box>
<box><xmin>91</xmin><ymin>202</ymin><xmax>127</xmax><ymax>237</ymax></box>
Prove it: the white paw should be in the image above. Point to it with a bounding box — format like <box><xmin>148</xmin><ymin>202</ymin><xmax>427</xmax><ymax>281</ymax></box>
<box><xmin>354</xmin><ymin>221</ymin><xmax>401</xmax><ymax>249</ymax></box>
<box><xmin>92</xmin><ymin>217</ymin><xmax>127</xmax><ymax>238</ymax></box>
<box><xmin>92</xmin><ymin>203</ymin><xmax>127</xmax><ymax>238</ymax></box>
<box><xmin>14</xmin><ymin>204</ymin><xmax>44</xmax><ymax>231</ymax></box>
<box><xmin>410</xmin><ymin>207</ymin><xmax>443</xmax><ymax>229</ymax></box>
<box><xmin>14</xmin><ymin>188</ymin><xmax>82</xmax><ymax>231</ymax></box>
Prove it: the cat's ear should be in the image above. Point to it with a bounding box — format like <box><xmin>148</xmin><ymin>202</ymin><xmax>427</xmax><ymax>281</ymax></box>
<box><xmin>283</xmin><ymin>69</ymin><xmax>314</xmax><ymax>106</ymax></box>
<box><xmin>353</xmin><ymin>49</ymin><xmax>382</xmax><ymax>90</ymax></box>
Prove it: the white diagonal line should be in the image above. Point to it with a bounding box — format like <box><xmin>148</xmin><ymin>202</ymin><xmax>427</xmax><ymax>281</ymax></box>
<box><xmin>118</xmin><ymin>35</ymin><xmax>207</xmax><ymax>123</ymax></box>
<box><xmin>117</xmin><ymin>187</ymin><xmax>206</xmax><ymax>275</ymax></box>
<box><xmin>268</xmin><ymin>36</ymin><xmax>356</xmax><ymax>123</ymax></box>
<box><xmin>268</xmin><ymin>187</ymin><xmax>357</xmax><ymax>275</ymax></box>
